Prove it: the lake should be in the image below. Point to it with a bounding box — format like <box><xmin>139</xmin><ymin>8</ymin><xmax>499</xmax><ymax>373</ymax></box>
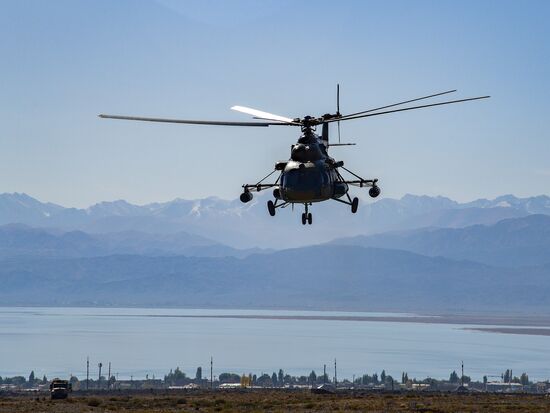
<box><xmin>1</xmin><ymin>307</ymin><xmax>549</xmax><ymax>382</ymax></box>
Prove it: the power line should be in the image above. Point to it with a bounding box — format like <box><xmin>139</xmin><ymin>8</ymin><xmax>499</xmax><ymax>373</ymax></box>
<box><xmin>334</xmin><ymin>358</ymin><xmax>337</xmax><ymax>388</ymax></box>
<box><xmin>108</xmin><ymin>362</ymin><xmax>111</xmax><ymax>390</ymax></box>
<box><xmin>98</xmin><ymin>363</ymin><xmax>103</xmax><ymax>390</ymax></box>
<box><xmin>461</xmin><ymin>361</ymin><xmax>464</xmax><ymax>387</ymax></box>
<box><xmin>86</xmin><ymin>357</ymin><xmax>89</xmax><ymax>390</ymax></box>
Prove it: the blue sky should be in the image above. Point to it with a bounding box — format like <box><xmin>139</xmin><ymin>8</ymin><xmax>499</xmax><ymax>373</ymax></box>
<box><xmin>1</xmin><ymin>0</ymin><xmax>549</xmax><ymax>207</ymax></box>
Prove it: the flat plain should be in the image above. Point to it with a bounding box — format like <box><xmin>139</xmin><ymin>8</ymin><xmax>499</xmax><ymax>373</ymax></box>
<box><xmin>2</xmin><ymin>390</ymin><xmax>550</xmax><ymax>413</ymax></box>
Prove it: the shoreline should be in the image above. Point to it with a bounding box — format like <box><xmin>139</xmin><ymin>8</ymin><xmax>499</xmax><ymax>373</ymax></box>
<box><xmin>82</xmin><ymin>313</ymin><xmax>550</xmax><ymax>330</ymax></box>
<box><xmin>4</xmin><ymin>307</ymin><xmax>550</xmax><ymax>335</ymax></box>
<box><xmin>464</xmin><ymin>327</ymin><xmax>550</xmax><ymax>336</ymax></box>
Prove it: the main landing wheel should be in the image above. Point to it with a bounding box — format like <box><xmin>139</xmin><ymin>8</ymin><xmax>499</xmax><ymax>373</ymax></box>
<box><xmin>307</xmin><ymin>212</ymin><xmax>312</xmax><ymax>225</ymax></box>
<box><xmin>351</xmin><ymin>197</ymin><xmax>359</xmax><ymax>214</ymax></box>
<box><xmin>267</xmin><ymin>200</ymin><xmax>276</xmax><ymax>217</ymax></box>
<box><xmin>301</xmin><ymin>213</ymin><xmax>307</xmax><ymax>225</ymax></box>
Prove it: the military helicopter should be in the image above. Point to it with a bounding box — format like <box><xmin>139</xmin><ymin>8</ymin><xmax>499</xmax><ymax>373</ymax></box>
<box><xmin>99</xmin><ymin>87</ymin><xmax>489</xmax><ymax>225</ymax></box>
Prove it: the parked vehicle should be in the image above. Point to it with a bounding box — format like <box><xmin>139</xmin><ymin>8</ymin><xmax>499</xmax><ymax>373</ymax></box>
<box><xmin>50</xmin><ymin>378</ymin><xmax>72</xmax><ymax>399</ymax></box>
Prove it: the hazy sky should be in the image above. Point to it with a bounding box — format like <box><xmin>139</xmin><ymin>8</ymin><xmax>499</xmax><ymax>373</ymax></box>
<box><xmin>1</xmin><ymin>0</ymin><xmax>549</xmax><ymax>208</ymax></box>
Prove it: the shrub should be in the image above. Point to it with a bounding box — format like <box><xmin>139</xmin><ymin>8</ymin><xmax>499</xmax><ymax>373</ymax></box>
<box><xmin>87</xmin><ymin>398</ymin><xmax>102</xmax><ymax>407</ymax></box>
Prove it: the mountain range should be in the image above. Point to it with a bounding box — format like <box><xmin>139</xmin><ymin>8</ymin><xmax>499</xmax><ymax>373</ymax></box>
<box><xmin>1</xmin><ymin>192</ymin><xmax>549</xmax><ymax>312</ymax></box>
<box><xmin>2</xmin><ymin>192</ymin><xmax>550</xmax><ymax>249</ymax></box>
<box><xmin>1</xmin><ymin>246</ymin><xmax>549</xmax><ymax>312</ymax></box>
<box><xmin>0</xmin><ymin>224</ymin><xmax>265</xmax><ymax>259</ymax></box>
<box><xmin>329</xmin><ymin>214</ymin><xmax>550</xmax><ymax>267</ymax></box>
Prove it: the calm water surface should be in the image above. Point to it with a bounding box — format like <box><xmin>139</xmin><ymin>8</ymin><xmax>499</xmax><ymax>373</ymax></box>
<box><xmin>1</xmin><ymin>307</ymin><xmax>549</xmax><ymax>381</ymax></box>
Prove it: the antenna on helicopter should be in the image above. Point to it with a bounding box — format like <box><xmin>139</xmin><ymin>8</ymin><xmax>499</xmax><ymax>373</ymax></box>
<box><xmin>336</xmin><ymin>84</ymin><xmax>341</xmax><ymax>144</ymax></box>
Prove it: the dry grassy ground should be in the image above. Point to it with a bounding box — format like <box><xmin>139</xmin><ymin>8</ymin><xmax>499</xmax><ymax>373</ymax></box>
<box><xmin>1</xmin><ymin>389</ymin><xmax>550</xmax><ymax>412</ymax></box>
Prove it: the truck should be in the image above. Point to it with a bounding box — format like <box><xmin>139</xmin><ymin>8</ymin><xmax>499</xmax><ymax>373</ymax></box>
<box><xmin>49</xmin><ymin>378</ymin><xmax>72</xmax><ymax>399</ymax></box>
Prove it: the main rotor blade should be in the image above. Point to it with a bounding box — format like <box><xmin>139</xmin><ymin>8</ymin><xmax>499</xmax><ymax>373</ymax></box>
<box><xmin>326</xmin><ymin>95</ymin><xmax>490</xmax><ymax>123</ymax></box>
<box><xmin>98</xmin><ymin>114</ymin><xmax>291</xmax><ymax>127</ymax></box>
<box><xmin>342</xmin><ymin>89</ymin><xmax>457</xmax><ymax>118</ymax></box>
<box><xmin>231</xmin><ymin>105</ymin><xmax>298</xmax><ymax>124</ymax></box>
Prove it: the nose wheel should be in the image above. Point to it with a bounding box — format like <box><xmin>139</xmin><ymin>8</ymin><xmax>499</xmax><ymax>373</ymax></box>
<box><xmin>301</xmin><ymin>204</ymin><xmax>313</xmax><ymax>225</ymax></box>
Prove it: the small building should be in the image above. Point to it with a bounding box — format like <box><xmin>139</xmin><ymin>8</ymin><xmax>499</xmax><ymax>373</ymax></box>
<box><xmin>486</xmin><ymin>382</ymin><xmax>524</xmax><ymax>392</ymax></box>
<box><xmin>219</xmin><ymin>383</ymin><xmax>242</xmax><ymax>389</ymax></box>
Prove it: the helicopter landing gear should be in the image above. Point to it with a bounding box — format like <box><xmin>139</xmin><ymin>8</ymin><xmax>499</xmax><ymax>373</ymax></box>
<box><xmin>331</xmin><ymin>166</ymin><xmax>379</xmax><ymax>214</ymax></box>
<box><xmin>351</xmin><ymin>197</ymin><xmax>359</xmax><ymax>213</ymax></box>
<box><xmin>267</xmin><ymin>200</ymin><xmax>276</xmax><ymax>216</ymax></box>
<box><xmin>266</xmin><ymin>199</ymin><xmax>289</xmax><ymax>217</ymax></box>
<box><xmin>301</xmin><ymin>204</ymin><xmax>313</xmax><ymax>225</ymax></box>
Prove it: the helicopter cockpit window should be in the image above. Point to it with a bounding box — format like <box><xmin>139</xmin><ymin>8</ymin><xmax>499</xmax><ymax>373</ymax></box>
<box><xmin>284</xmin><ymin>170</ymin><xmax>300</xmax><ymax>187</ymax></box>
<box><xmin>284</xmin><ymin>167</ymin><xmax>322</xmax><ymax>190</ymax></box>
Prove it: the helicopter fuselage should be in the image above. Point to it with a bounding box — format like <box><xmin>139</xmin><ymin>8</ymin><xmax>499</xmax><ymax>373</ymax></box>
<box><xmin>275</xmin><ymin>130</ymin><xmax>347</xmax><ymax>203</ymax></box>
<box><xmin>279</xmin><ymin>160</ymin><xmax>339</xmax><ymax>203</ymax></box>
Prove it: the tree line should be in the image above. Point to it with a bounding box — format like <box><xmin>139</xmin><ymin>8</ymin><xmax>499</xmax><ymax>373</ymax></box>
<box><xmin>0</xmin><ymin>367</ymin><xmax>533</xmax><ymax>388</ymax></box>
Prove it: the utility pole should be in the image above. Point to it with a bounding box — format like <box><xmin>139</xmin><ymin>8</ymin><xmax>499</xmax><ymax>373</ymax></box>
<box><xmin>86</xmin><ymin>357</ymin><xmax>89</xmax><ymax>390</ymax></box>
<box><xmin>210</xmin><ymin>357</ymin><xmax>213</xmax><ymax>389</ymax></box>
<box><xmin>334</xmin><ymin>359</ymin><xmax>337</xmax><ymax>388</ymax></box>
<box><xmin>323</xmin><ymin>364</ymin><xmax>326</xmax><ymax>384</ymax></box>
<box><xmin>108</xmin><ymin>362</ymin><xmax>111</xmax><ymax>390</ymax></box>
<box><xmin>98</xmin><ymin>363</ymin><xmax>103</xmax><ymax>390</ymax></box>
<box><xmin>461</xmin><ymin>361</ymin><xmax>464</xmax><ymax>387</ymax></box>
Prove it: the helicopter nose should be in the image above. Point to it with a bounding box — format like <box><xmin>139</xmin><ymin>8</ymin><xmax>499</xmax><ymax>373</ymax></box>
<box><xmin>282</xmin><ymin>167</ymin><xmax>323</xmax><ymax>202</ymax></box>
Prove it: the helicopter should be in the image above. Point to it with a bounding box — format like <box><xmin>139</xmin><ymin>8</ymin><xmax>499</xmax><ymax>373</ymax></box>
<box><xmin>99</xmin><ymin>87</ymin><xmax>489</xmax><ymax>225</ymax></box>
